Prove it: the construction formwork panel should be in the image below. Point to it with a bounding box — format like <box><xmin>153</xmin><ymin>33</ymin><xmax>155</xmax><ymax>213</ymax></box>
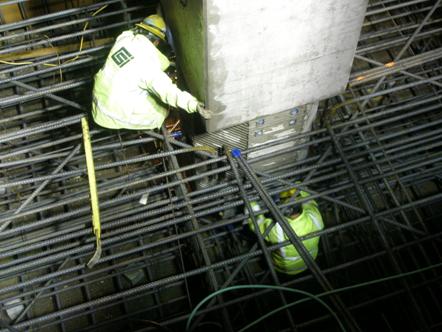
<box><xmin>161</xmin><ymin>0</ymin><xmax>368</xmax><ymax>132</ymax></box>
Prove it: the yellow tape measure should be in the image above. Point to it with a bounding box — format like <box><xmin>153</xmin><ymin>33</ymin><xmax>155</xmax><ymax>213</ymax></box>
<box><xmin>81</xmin><ymin>117</ymin><xmax>102</xmax><ymax>268</ymax></box>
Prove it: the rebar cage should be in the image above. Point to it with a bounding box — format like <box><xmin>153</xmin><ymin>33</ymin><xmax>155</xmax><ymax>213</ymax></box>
<box><xmin>0</xmin><ymin>1</ymin><xmax>441</xmax><ymax>331</ymax></box>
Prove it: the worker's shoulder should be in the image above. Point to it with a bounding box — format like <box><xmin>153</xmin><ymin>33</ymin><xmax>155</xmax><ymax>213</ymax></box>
<box><xmin>115</xmin><ymin>29</ymin><xmax>135</xmax><ymax>41</ymax></box>
<box><xmin>289</xmin><ymin>209</ymin><xmax>321</xmax><ymax>225</ymax></box>
<box><xmin>109</xmin><ymin>30</ymin><xmax>169</xmax><ymax>71</ymax></box>
<box><xmin>114</xmin><ymin>30</ymin><xmax>154</xmax><ymax>49</ymax></box>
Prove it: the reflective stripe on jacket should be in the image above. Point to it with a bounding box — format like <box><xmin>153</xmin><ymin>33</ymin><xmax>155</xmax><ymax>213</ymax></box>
<box><xmin>248</xmin><ymin>191</ymin><xmax>324</xmax><ymax>275</ymax></box>
<box><xmin>92</xmin><ymin>30</ymin><xmax>198</xmax><ymax>130</ymax></box>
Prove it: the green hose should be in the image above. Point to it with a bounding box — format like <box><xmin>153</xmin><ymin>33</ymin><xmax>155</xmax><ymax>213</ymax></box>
<box><xmin>187</xmin><ymin>261</ymin><xmax>442</xmax><ymax>331</ymax></box>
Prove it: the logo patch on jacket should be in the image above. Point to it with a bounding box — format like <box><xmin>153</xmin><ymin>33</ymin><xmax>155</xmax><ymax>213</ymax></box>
<box><xmin>111</xmin><ymin>47</ymin><xmax>133</xmax><ymax>67</ymax></box>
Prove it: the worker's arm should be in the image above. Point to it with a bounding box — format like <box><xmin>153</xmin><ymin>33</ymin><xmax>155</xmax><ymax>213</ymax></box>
<box><xmin>247</xmin><ymin>202</ymin><xmax>272</xmax><ymax>238</ymax></box>
<box><xmin>299</xmin><ymin>190</ymin><xmax>324</xmax><ymax>230</ymax></box>
<box><xmin>143</xmin><ymin>68</ymin><xmax>199</xmax><ymax>113</ymax></box>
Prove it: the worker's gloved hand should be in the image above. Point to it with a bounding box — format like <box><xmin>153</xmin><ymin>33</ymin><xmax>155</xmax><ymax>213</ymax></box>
<box><xmin>250</xmin><ymin>201</ymin><xmax>261</xmax><ymax>212</ymax></box>
<box><xmin>197</xmin><ymin>103</ymin><xmax>213</xmax><ymax>120</ymax></box>
<box><xmin>246</xmin><ymin>201</ymin><xmax>261</xmax><ymax>215</ymax></box>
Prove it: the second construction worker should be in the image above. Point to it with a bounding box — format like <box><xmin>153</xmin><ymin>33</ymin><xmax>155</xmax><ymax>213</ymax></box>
<box><xmin>248</xmin><ymin>189</ymin><xmax>324</xmax><ymax>275</ymax></box>
<box><xmin>92</xmin><ymin>14</ymin><xmax>210</xmax><ymax>130</ymax></box>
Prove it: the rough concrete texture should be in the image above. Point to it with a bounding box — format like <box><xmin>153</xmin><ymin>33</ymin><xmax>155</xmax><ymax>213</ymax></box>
<box><xmin>163</xmin><ymin>0</ymin><xmax>367</xmax><ymax>132</ymax></box>
<box><xmin>206</xmin><ymin>0</ymin><xmax>368</xmax><ymax>131</ymax></box>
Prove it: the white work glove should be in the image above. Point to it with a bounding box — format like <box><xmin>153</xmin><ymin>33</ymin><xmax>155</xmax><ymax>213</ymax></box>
<box><xmin>245</xmin><ymin>201</ymin><xmax>261</xmax><ymax>215</ymax></box>
<box><xmin>197</xmin><ymin>103</ymin><xmax>213</xmax><ymax>120</ymax></box>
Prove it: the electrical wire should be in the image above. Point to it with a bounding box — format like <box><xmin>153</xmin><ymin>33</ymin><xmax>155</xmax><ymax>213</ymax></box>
<box><xmin>186</xmin><ymin>262</ymin><xmax>442</xmax><ymax>331</ymax></box>
<box><xmin>0</xmin><ymin>5</ymin><xmax>108</xmax><ymax>68</ymax></box>
<box><xmin>195</xmin><ymin>321</ymin><xmax>223</xmax><ymax>331</ymax></box>
<box><xmin>0</xmin><ymin>59</ymin><xmax>56</xmax><ymax>66</ymax></box>
<box><xmin>64</xmin><ymin>5</ymin><xmax>108</xmax><ymax>64</ymax></box>
<box><xmin>0</xmin><ymin>34</ymin><xmax>59</xmax><ymax>70</ymax></box>
<box><xmin>237</xmin><ymin>261</ymin><xmax>442</xmax><ymax>332</ymax></box>
<box><xmin>185</xmin><ymin>285</ymin><xmax>346</xmax><ymax>332</ymax></box>
<box><xmin>42</xmin><ymin>34</ymin><xmax>62</xmax><ymax>82</ymax></box>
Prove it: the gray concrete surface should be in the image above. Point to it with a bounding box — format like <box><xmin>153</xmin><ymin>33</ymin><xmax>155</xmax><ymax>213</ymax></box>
<box><xmin>163</xmin><ymin>0</ymin><xmax>368</xmax><ymax>132</ymax></box>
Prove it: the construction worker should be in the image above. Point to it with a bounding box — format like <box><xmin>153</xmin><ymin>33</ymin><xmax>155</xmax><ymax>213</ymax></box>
<box><xmin>92</xmin><ymin>14</ymin><xmax>210</xmax><ymax>130</ymax></box>
<box><xmin>247</xmin><ymin>189</ymin><xmax>324</xmax><ymax>275</ymax></box>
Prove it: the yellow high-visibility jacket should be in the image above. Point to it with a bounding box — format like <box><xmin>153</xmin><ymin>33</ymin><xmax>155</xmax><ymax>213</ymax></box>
<box><xmin>248</xmin><ymin>191</ymin><xmax>324</xmax><ymax>275</ymax></box>
<box><xmin>92</xmin><ymin>30</ymin><xmax>199</xmax><ymax>130</ymax></box>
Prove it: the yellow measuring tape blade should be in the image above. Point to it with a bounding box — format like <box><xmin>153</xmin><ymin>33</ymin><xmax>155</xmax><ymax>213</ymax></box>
<box><xmin>81</xmin><ymin>117</ymin><xmax>102</xmax><ymax>268</ymax></box>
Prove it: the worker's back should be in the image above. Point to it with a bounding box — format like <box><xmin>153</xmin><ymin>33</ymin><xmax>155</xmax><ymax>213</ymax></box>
<box><xmin>92</xmin><ymin>30</ymin><xmax>170</xmax><ymax>130</ymax></box>
<box><xmin>249</xmin><ymin>193</ymin><xmax>324</xmax><ymax>275</ymax></box>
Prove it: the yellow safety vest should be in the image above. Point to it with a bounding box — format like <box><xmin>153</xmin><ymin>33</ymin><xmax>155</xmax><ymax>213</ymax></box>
<box><xmin>248</xmin><ymin>192</ymin><xmax>324</xmax><ymax>275</ymax></box>
<box><xmin>92</xmin><ymin>30</ymin><xmax>198</xmax><ymax>130</ymax></box>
